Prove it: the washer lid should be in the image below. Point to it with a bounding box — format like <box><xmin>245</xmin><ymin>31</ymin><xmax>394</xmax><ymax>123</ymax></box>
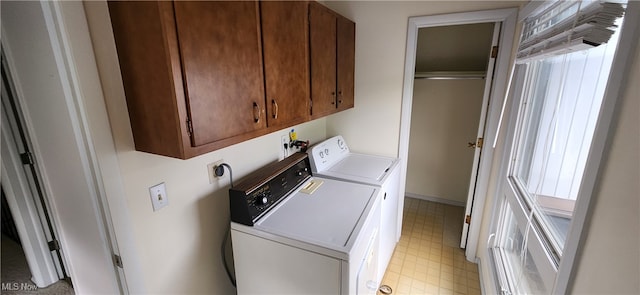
<box><xmin>256</xmin><ymin>177</ymin><xmax>378</xmax><ymax>252</ymax></box>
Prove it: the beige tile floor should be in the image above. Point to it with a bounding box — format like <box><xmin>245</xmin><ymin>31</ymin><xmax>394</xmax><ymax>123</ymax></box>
<box><xmin>379</xmin><ymin>198</ymin><xmax>481</xmax><ymax>295</ymax></box>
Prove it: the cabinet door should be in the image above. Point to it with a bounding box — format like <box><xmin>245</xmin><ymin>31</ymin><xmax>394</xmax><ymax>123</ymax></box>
<box><xmin>309</xmin><ymin>2</ymin><xmax>337</xmax><ymax>119</ymax></box>
<box><xmin>261</xmin><ymin>1</ymin><xmax>310</xmax><ymax>128</ymax></box>
<box><xmin>174</xmin><ymin>1</ymin><xmax>266</xmax><ymax>146</ymax></box>
<box><xmin>109</xmin><ymin>1</ymin><xmax>188</xmax><ymax>158</ymax></box>
<box><xmin>337</xmin><ymin>15</ymin><xmax>355</xmax><ymax>111</ymax></box>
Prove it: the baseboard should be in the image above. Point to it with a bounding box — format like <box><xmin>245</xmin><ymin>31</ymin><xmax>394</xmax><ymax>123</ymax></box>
<box><xmin>405</xmin><ymin>193</ymin><xmax>465</xmax><ymax>207</ymax></box>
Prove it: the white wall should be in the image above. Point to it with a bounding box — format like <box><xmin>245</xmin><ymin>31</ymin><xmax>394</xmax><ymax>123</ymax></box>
<box><xmin>569</xmin><ymin>33</ymin><xmax>640</xmax><ymax>294</ymax></box>
<box><xmin>323</xmin><ymin>1</ymin><xmax>521</xmax><ymax>157</ymax></box>
<box><xmin>406</xmin><ymin>79</ymin><xmax>485</xmax><ymax>203</ymax></box>
<box><xmin>83</xmin><ymin>2</ymin><xmax>327</xmax><ymax>293</ymax></box>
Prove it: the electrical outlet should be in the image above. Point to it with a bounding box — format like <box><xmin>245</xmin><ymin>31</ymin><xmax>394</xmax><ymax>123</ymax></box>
<box><xmin>280</xmin><ymin>135</ymin><xmax>290</xmax><ymax>160</ymax></box>
<box><xmin>207</xmin><ymin>159</ymin><xmax>225</xmax><ymax>184</ymax></box>
<box><xmin>149</xmin><ymin>182</ymin><xmax>168</xmax><ymax>212</ymax></box>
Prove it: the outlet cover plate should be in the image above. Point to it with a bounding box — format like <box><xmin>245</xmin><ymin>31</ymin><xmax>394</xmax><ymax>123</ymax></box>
<box><xmin>280</xmin><ymin>134</ymin><xmax>289</xmax><ymax>160</ymax></box>
<box><xmin>149</xmin><ymin>182</ymin><xmax>168</xmax><ymax>211</ymax></box>
<box><xmin>207</xmin><ymin>159</ymin><xmax>225</xmax><ymax>184</ymax></box>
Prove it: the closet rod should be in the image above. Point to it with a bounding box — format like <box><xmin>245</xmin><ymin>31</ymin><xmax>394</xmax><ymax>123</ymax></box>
<box><xmin>414</xmin><ymin>71</ymin><xmax>485</xmax><ymax>80</ymax></box>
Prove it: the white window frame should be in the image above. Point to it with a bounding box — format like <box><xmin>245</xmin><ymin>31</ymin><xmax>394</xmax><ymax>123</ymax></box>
<box><xmin>487</xmin><ymin>1</ymin><xmax>640</xmax><ymax>294</ymax></box>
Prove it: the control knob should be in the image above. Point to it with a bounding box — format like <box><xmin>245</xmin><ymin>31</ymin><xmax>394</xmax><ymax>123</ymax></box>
<box><xmin>255</xmin><ymin>194</ymin><xmax>268</xmax><ymax>206</ymax></box>
<box><xmin>297</xmin><ymin>167</ymin><xmax>309</xmax><ymax>176</ymax></box>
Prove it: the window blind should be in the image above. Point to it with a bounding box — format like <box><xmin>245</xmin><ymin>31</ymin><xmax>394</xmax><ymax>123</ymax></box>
<box><xmin>516</xmin><ymin>0</ymin><xmax>625</xmax><ymax>63</ymax></box>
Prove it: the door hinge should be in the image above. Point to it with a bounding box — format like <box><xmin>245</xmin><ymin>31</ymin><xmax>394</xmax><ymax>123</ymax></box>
<box><xmin>491</xmin><ymin>46</ymin><xmax>499</xmax><ymax>58</ymax></box>
<box><xmin>48</xmin><ymin>239</ymin><xmax>60</xmax><ymax>251</ymax></box>
<box><xmin>465</xmin><ymin>215</ymin><xmax>471</xmax><ymax>224</ymax></box>
<box><xmin>477</xmin><ymin>137</ymin><xmax>484</xmax><ymax>149</ymax></box>
<box><xmin>114</xmin><ymin>254</ymin><xmax>123</xmax><ymax>268</ymax></box>
<box><xmin>186</xmin><ymin>119</ymin><xmax>193</xmax><ymax>137</ymax></box>
<box><xmin>20</xmin><ymin>151</ymin><xmax>34</xmax><ymax>165</ymax></box>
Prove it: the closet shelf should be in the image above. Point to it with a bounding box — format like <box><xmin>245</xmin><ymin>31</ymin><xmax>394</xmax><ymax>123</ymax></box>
<box><xmin>414</xmin><ymin>71</ymin><xmax>485</xmax><ymax>80</ymax></box>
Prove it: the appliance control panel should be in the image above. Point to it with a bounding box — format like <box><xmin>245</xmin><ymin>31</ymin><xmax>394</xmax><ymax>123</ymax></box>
<box><xmin>229</xmin><ymin>153</ymin><xmax>311</xmax><ymax>226</ymax></box>
<box><xmin>307</xmin><ymin>135</ymin><xmax>350</xmax><ymax>172</ymax></box>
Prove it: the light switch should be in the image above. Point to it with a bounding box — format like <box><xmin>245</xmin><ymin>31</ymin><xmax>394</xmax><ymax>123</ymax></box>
<box><xmin>149</xmin><ymin>182</ymin><xmax>168</xmax><ymax>211</ymax></box>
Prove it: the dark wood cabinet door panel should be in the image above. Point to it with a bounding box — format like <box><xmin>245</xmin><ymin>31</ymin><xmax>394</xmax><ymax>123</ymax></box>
<box><xmin>174</xmin><ymin>1</ymin><xmax>266</xmax><ymax>146</ymax></box>
<box><xmin>337</xmin><ymin>15</ymin><xmax>355</xmax><ymax>111</ymax></box>
<box><xmin>261</xmin><ymin>1</ymin><xmax>310</xmax><ymax>128</ymax></box>
<box><xmin>309</xmin><ymin>2</ymin><xmax>337</xmax><ymax>118</ymax></box>
<box><xmin>109</xmin><ymin>1</ymin><xmax>187</xmax><ymax>157</ymax></box>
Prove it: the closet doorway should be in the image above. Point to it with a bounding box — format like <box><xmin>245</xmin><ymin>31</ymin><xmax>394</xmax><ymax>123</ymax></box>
<box><xmin>398</xmin><ymin>9</ymin><xmax>517</xmax><ymax>261</ymax></box>
<box><xmin>407</xmin><ymin>22</ymin><xmax>497</xmax><ymax>248</ymax></box>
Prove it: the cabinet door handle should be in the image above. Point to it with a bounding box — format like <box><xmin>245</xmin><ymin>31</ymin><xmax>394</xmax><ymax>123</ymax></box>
<box><xmin>272</xmin><ymin>99</ymin><xmax>278</xmax><ymax>119</ymax></box>
<box><xmin>253</xmin><ymin>102</ymin><xmax>260</xmax><ymax>123</ymax></box>
<box><xmin>338</xmin><ymin>90</ymin><xmax>343</xmax><ymax>104</ymax></box>
<box><xmin>331</xmin><ymin>92</ymin><xmax>336</xmax><ymax>105</ymax></box>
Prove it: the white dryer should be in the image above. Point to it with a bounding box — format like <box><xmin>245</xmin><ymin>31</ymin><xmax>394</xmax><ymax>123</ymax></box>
<box><xmin>308</xmin><ymin>135</ymin><xmax>402</xmax><ymax>283</ymax></box>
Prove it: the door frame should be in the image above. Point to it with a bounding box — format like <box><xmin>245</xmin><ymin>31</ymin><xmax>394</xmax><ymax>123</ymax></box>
<box><xmin>398</xmin><ymin>8</ymin><xmax>518</xmax><ymax>261</ymax></box>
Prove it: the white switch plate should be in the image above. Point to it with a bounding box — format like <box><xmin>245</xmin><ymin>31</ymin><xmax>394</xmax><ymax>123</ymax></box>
<box><xmin>149</xmin><ymin>182</ymin><xmax>168</xmax><ymax>211</ymax></box>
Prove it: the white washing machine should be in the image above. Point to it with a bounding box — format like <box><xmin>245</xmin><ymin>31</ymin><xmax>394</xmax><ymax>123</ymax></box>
<box><xmin>308</xmin><ymin>135</ymin><xmax>402</xmax><ymax>282</ymax></box>
<box><xmin>230</xmin><ymin>153</ymin><xmax>381</xmax><ymax>295</ymax></box>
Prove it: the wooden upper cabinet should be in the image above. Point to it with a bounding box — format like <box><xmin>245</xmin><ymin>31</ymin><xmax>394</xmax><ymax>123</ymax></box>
<box><xmin>309</xmin><ymin>2</ymin><xmax>355</xmax><ymax>119</ymax></box>
<box><xmin>309</xmin><ymin>2</ymin><xmax>338</xmax><ymax>118</ymax></box>
<box><xmin>109</xmin><ymin>1</ymin><xmax>268</xmax><ymax>159</ymax></box>
<box><xmin>174</xmin><ymin>1</ymin><xmax>266</xmax><ymax>146</ymax></box>
<box><xmin>261</xmin><ymin>1</ymin><xmax>311</xmax><ymax>128</ymax></box>
<box><xmin>336</xmin><ymin>15</ymin><xmax>355</xmax><ymax>111</ymax></box>
<box><xmin>109</xmin><ymin>1</ymin><xmax>189</xmax><ymax>158</ymax></box>
<box><xmin>109</xmin><ymin>1</ymin><xmax>352</xmax><ymax>159</ymax></box>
